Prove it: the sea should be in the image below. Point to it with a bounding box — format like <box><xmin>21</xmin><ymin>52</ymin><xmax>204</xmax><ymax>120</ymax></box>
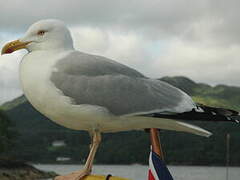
<box><xmin>34</xmin><ymin>164</ymin><xmax>240</xmax><ymax>180</ymax></box>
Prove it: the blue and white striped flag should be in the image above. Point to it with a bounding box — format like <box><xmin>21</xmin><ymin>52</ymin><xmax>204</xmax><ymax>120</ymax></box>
<box><xmin>148</xmin><ymin>149</ymin><xmax>174</xmax><ymax>180</ymax></box>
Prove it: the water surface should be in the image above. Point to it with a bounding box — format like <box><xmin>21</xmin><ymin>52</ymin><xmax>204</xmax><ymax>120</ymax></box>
<box><xmin>34</xmin><ymin>164</ymin><xmax>240</xmax><ymax>180</ymax></box>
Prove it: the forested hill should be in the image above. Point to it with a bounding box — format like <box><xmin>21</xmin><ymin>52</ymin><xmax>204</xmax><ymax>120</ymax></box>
<box><xmin>160</xmin><ymin>76</ymin><xmax>240</xmax><ymax>110</ymax></box>
<box><xmin>1</xmin><ymin>76</ymin><xmax>240</xmax><ymax>165</ymax></box>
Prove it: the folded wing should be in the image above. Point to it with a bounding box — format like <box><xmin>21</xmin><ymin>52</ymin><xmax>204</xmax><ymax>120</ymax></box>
<box><xmin>51</xmin><ymin>51</ymin><xmax>196</xmax><ymax>116</ymax></box>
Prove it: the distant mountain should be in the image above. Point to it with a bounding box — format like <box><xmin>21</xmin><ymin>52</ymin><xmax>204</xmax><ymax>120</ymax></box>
<box><xmin>1</xmin><ymin>95</ymin><xmax>27</xmax><ymax>111</ymax></box>
<box><xmin>1</xmin><ymin>76</ymin><xmax>240</xmax><ymax>165</ymax></box>
<box><xmin>161</xmin><ymin>76</ymin><xmax>240</xmax><ymax>110</ymax></box>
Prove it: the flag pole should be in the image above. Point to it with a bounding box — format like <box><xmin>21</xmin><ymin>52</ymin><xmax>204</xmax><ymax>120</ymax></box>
<box><xmin>148</xmin><ymin>128</ymin><xmax>174</xmax><ymax>180</ymax></box>
<box><xmin>150</xmin><ymin>128</ymin><xmax>164</xmax><ymax>160</ymax></box>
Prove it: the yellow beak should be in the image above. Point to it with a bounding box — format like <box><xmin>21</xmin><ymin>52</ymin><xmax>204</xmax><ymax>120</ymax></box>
<box><xmin>1</xmin><ymin>40</ymin><xmax>30</xmax><ymax>55</ymax></box>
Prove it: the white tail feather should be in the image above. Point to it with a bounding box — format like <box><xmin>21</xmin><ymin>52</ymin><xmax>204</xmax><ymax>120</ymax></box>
<box><xmin>108</xmin><ymin>116</ymin><xmax>212</xmax><ymax>137</ymax></box>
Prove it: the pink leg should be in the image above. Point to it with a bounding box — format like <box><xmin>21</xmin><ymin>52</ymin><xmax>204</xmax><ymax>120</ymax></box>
<box><xmin>54</xmin><ymin>131</ymin><xmax>101</xmax><ymax>180</ymax></box>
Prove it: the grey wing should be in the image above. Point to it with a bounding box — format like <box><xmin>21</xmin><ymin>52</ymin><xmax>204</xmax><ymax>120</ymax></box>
<box><xmin>51</xmin><ymin>51</ymin><xmax>196</xmax><ymax>116</ymax></box>
<box><xmin>53</xmin><ymin>51</ymin><xmax>145</xmax><ymax>78</ymax></box>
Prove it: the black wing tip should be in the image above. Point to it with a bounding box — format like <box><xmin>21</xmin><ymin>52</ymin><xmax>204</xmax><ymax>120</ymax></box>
<box><xmin>196</xmin><ymin>104</ymin><xmax>240</xmax><ymax>124</ymax></box>
<box><xmin>229</xmin><ymin>116</ymin><xmax>240</xmax><ymax>124</ymax></box>
<box><xmin>142</xmin><ymin>107</ymin><xmax>240</xmax><ymax>124</ymax></box>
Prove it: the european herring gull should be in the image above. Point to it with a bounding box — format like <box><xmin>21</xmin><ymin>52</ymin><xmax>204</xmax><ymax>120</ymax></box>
<box><xmin>2</xmin><ymin>19</ymin><xmax>239</xmax><ymax>179</ymax></box>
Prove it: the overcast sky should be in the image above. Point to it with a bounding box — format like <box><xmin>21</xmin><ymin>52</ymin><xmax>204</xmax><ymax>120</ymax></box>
<box><xmin>0</xmin><ymin>0</ymin><xmax>240</xmax><ymax>104</ymax></box>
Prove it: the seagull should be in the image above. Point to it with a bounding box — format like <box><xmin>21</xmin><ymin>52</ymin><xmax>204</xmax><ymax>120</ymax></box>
<box><xmin>1</xmin><ymin>19</ymin><xmax>239</xmax><ymax>180</ymax></box>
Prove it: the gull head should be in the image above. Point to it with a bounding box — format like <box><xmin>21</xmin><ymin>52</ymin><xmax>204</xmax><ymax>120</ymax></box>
<box><xmin>1</xmin><ymin>19</ymin><xmax>74</xmax><ymax>55</ymax></box>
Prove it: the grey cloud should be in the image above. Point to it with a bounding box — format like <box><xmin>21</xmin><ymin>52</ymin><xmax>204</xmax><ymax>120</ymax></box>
<box><xmin>0</xmin><ymin>66</ymin><xmax>22</xmax><ymax>104</ymax></box>
<box><xmin>0</xmin><ymin>52</ymin><xmax>23</xmax><ymax>104</ymax></box>
<box><xmin>1</xmin><ymin>0</ymin><xmax>239</xmax><ymax>46</ymax></box>
<box><xmin>1</xmin><ymin>0</ymin><xmax>239</xmax><ymax>47</ymax></box>
<box><xmin>0</xmin><ymin>0</ymin><xmax>233</xmax><ymax>40</ymax></box>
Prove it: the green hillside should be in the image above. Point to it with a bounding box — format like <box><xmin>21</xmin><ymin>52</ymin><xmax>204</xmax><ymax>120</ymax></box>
<box><xmin>1</xmin><ymin>76</ymin><xmax>240</xmax><ymax>165</ymax></box>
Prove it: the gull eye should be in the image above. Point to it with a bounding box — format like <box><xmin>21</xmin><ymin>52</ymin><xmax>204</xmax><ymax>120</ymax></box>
<box><xmin>37</xmin><ymin>30</ymin><xmax>46</xmax><ymax>36</ymax></box>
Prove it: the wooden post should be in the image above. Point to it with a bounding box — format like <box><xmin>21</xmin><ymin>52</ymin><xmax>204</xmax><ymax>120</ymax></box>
<box><xmin>226</xmin><ymin>133</ymin><xmax>230</xmax><ymax>180</ymax></box>
<box><xmin>149</xmin><ymin>128</ymin><xmax>164</xmax><ymax>160</ymax></box>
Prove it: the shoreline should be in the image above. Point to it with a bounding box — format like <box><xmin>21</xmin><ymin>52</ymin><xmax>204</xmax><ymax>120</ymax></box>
<box><xmin>0</xmin><ymin>158</ymin><xmax>57</xmax><ymax>180</ymax></box>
